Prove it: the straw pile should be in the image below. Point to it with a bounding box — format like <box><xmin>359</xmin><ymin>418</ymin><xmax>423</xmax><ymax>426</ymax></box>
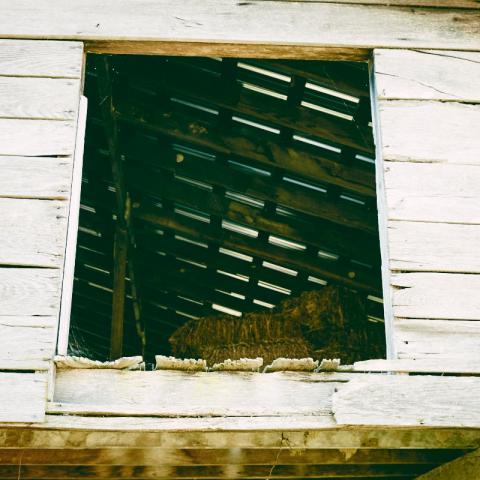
<box><xmin>169</xmin><ymin>286</ymin><xmax>385</xmax><ymax>365</ymax></box>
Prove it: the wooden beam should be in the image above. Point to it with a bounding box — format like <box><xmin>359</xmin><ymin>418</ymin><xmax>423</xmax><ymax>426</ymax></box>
<box><xmin>1</xmin><ymin>1</ymin><xmax>480</xmax><ymax>53</ymax></box>
<box><xmin>95</xmin><ymin>56</ymin><xmax>145</xmax><ymax>359</ymax></box>
<box><xmin>416</xmin><ymin>449</ymin><xmax>480</xmax><ymax>480</ymax></box>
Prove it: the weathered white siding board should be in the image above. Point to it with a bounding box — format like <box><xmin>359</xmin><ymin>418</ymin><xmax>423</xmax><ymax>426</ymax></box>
<box><xmin>0</xmin><ymin>119</ymin><xmax>76</xmax><ymax>157</ymax></box>
<box><xmin>354</xmin><ymin>359</ymin><xmax>480</xmax><ymax>374</ymax></box>
<box><xmin>373</xmin><ymin>48</ymin><xmax>480</xmax><ymax>372</ymax></box>
<box><xmin>388</xmin><ymin>221</ymin><xmax>480</xmax><ymax>273</ymax></box>
<box><xmin>0</xmin><ymin>40</ymin><xmax>83</xmax><ymax>77</ymax></box>
<box><xmin>375</xmin><ymin>49</ymin><xmax>480</xmax><ymax>102</ymax></box>
<box><xmin>0</xmin><ymin>1</ymin><xmax>479</xmax><ymax>52</ymax></box>
<box><xmin>0</xmin><ymin>268</ymin><xmax>62</xmax><ymax>317</ymax></box>
<box><xmin>385</xmin><ymin>162</ymin><xmax>480</xmax><ymax>224</ymax></box>
<box><xmin>0</xmin><ymin>198</ymin><xmax>68</xmax><ymax>268</ymax></box>
<box><xmin>333</xmin><ymin>375</ymin><xmax>480</xmax><ymax>427</ymax></box>
<box><xmin>379</xmin><ymin>100</ymin><xmax>480</xmax><ymax>165</ymax></box>
<box><xmin>51</xmin><ymin>370</ymin><xmax>339</xmax><ymax>417</ymax></box>
<box><xmin>0</xmin><ymin>77</ymin><xmax>80</xmax><ymax>120</ymax></box>
<box><xmin>391</xmin><ymin>273</ymin><xmax>480</xmax><ymax>321</ymax></box>
<box><xmin>0</xmin><ymin>373</ymin><xmax>47</xmax><ymax>423</ymax></box>
<box><xmin>0</xmin><ymin>317</ymin><xmax>57</xmax><ymax>370</ymax></box>
<box><xmin>0</xmin><ymin>157</ymin><xmax>71</xmax><ymax>199</ymax></box>
<box><xmin>0</xmin><ymin>40</ymin><xmax>84</xmax><ymax>423</ymax></box>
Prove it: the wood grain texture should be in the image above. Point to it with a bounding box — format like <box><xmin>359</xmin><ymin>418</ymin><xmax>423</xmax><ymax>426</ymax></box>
<box><xmin>388</xmin><ymin>221</ymin><xmax>480</xmax><ymax>273</ymax></box>
<box><xmin>0</xmin><ymin>198</ymin><xmax>68</xmax><ymax>267</ymax></box>
<box><xmin>354</xmin><ymin>358</ymin><xmax>480</xmax><ymax>374</ymax></box>
<box><xmin>5</xmin><ymin>416</ymin><xmax>480</xmax><ymax>449</ymax></box>
<box><xmin>0</xmin><ymin>317</ymin><xmax>56</xmax><ymax>370</ymax></box>
<box><xmin>391</xmin><ymin>272</ymin><xmax>480</xmax><ymax>320</ymax></box>
<box><xmin>417</xmin><ymin>449</ymin><xmax>480</xmax><ymax>480</ymax></box>
<box><xmin>0</xmin><ymin>1</ymin><xmax>480</xmax><ymax>51</ymax></box>
<box><xmin>0</xmin><ymin>372</ymin><xmax>46</xmax><ymax>422</ymax></box>
<box><xmin>375</xmin><ymin>49</ymin><xmax>480</xmax><ymax>101</ymax></box>
<box><xmin>276</xmin><ymin>1</ymin><xmax>480</xmax><ymax>7</ymax></box>
<box><xmin>0</xmin><ymin>77</ymin><xmax>80</xmax><ymax>119</ymax></box>
<box><xmin>0</xmin><ymin>156</ymin><xmax>71</xmax><ymax>199</ymax></box>
<box><xmin>333</xmin><ymin>375</ymin><xmax>480</xmax><ymax>427</ymax></box>
<box><xmin>379</xmin><ymin>100</ymin><xmax>480</xmax><ymax>165</ymax></box>
<box><xmin>384</xmin><ymin>162</ymin><xmax>480</xmax><ymax>224</ymax></box>
<box><xmin>395</xmin><ymin>319</ymin><xmax>480</xmax><ymax>363</ymax></box>
<box><xmin>0</xmin><ymin>40</ymin><xmax>83</xmax><ymax>77</ymax></box>
<box><xmin>0</xmin><ymin>119</ymin><xmax>76</xmax><ymax>156</ymax></box>
<box><xmin>0</xmin><ymin>268</ymin><xmax>62</xmax><ymax>316</ymax></box>
<box><xmin>51</xmin><ymin>370</ymin><xmax>341</xmax><ymax>417</ymax></box>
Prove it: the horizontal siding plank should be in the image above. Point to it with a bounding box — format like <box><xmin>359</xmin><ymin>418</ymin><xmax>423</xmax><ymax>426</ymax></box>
<box><xmin>389</xmin><ymin>221</ymin><xmax>480</xmax><ymax>273</ymax></box>
<box><xmin>333</xmin><ymin>375</ymin><xmax>480</xmax><ymax>427</ymax></box>
<box><xmin>395</xmin><ymin>319</ymin><xmax>480</xmax><ymax>361</ymax></box>
<box><xmin>0</xmin><ymin>1</ymin><xmax>480</xmax><ymax>51</ymax></box>
<box><xmin>0</xmin><ymin>198</ymin><xmax>68</xmax><ymax>268</ymax></box>
<box><xmin>375</xmin><ymin>49</ymin><xmax>480</xmax><ymax>101</ymax></box>
<box><xmin>0</xmin><ymin>119</ymin><xmax>76</xmax><ymax>156</ymax></box>
<box><xmin>0</xmin><ymin>156</ymin><xmax>72</xmax><ymax>199</ymax></box>
<box><xmin>385</xmin><ymin>162</ymin><xmax>480</xmax><ymax>224</ymax></box>
<box><xmin>354</xmin><ymin>358</ymin><xmax>480</xmax><ymax>375</ymax></box>
<box><xmin>0</xmin><ymin>39</ymin><xmax>83</xmax><ymax>78</ymax></box>
<box><xmin>0</xmin><ymin>317</ymin><xmax>56</xmax><ymax>370</ymax></box>
<box><xmin>0</xmin><ymin>77</ymin><xmax>80</xmax><ymax>120</ymax></box>
<box><xmin>379</xmin><ymin>101</ymin><xmax>480</xmax><ymax>165</ymax></box>
<box><xmin>0</xmin><ymin>268</ymin><xmax>62</xmax><ymax>316</ymax></box>
<box><xmin>391</xmin><ymin>273</ymin><xmax>480</xmax><ymax>320</ymax></box>
<box><xmin>0</xmin><ymin>372</ymin><xmax>46</xmax><ymax>422</ymax></box>
<box><xmin>52</xmin><ymin>370</ymin><xmax>340</xmax><ymax>417</ymax></box>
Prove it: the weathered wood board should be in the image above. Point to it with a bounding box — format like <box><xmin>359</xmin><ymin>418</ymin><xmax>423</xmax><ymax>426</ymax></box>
<box><xmin>375</xmin><ymin>49</ymin><xmax>480</xmax><ymax>102</ymax></box>
<box><xmin>51</xmin><ymin>370</ymin><xmax>339</xmax><ymax>417</ymax></box>
<box><xmin>0</xmin><ymin>373</ymin><xmax>47</xmax><ymax>423</ymax></box>
<box><xmin>333</xmin><ymin>375</ymin><xmax>480</xmax><ymax>427</ymax></box>
<box><xmin>373</xmin><ymin>48</ymin><xmax>480</xmax><ymax>370</ymax></box>
<box><xmin>0</xmin><ymin>39</ymin><xmax>84</xmax><ymax>425</ymax></box>
<box><xmin>0</xmin><ymin>1</ymin><xmax>480</xmax><ymax>56</ymax></box>
<box><xmin>416</xmin><ymin>448</ymin><xmax>480</xmax><ymax>480</ymax></box>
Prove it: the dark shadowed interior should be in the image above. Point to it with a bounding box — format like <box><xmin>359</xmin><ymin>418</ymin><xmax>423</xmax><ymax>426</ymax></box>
<box><xmin>68</xmin><ymin>55</ymin><xmax>384</xmax><ymax>365</ymax></box>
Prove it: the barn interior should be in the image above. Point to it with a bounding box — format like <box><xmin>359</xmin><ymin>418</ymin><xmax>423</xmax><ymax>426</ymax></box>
<box><xmin>68</xmin><ymin>54</ymin><xmax>385</xmax><ymax>366</ymax></box>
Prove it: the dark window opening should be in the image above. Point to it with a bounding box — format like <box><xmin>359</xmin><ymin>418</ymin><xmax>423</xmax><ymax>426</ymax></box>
<box><xmin>68</xmin><ymin>54</ymin><xmax>385</xmax><ymax>368</ymax></box>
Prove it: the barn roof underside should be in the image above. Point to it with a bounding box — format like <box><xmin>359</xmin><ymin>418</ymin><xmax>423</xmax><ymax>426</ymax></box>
<box><xmin>69</xmin><ymin>55</ymin><xmax>383</xmax><ymax>361</ymax></box>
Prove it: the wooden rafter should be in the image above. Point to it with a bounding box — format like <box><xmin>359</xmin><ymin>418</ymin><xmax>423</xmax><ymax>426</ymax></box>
<box><xmin>95</xmin><ymin>56</ymin><xmax>145</xmax><ymax>359</ymax></box>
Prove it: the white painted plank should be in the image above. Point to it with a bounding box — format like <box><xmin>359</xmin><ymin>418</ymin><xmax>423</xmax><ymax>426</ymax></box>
<box><xmin>0</xmin><ymin>198</ymin><xmax>68</xmax><ymax>268</ymax></box>
<box><xmin>0</xmin><ymin>372</ymin><xmax>46</xmax><ymax>422</ymax></box>
<box><xmin>379</xmin><ymin>101</ymin><xmax>480</xmax><ymax>165</ymax></box>
<box><xmin>389</xmin><ymin>221</ymin><xmax>480</xmax><ymax>273</ymax></box>
<box><xmin>385</xmin><ymin>162</ymin><xmax>480</xmax><ymax>224</ymax></box>
<box><xmin>375</xmin><ymin>49</ymin><xmax>480</xmax><ymax>102</ymax></box>
<box><xmin>0</xmin><ymin>156</ymin><xmax>71</xmax><ymax>199</ymax></box>
<box><xmin>0</xmin><ymin>1</ymin><xmax>479</xmax><ymax>51</ymax></box>
<box><xmin>0</xmin><ymin>119</ymin><xmax>76</xmax><ymax>156</ymax></box>
<box><xmin>333</xmin><ymin>375</ymin><xmax>480</xmax><ymax>427</ymax></box>
<box><xmin>353</xmin><ymin>358</ymin><xmax>480</xmax><ymax>374</ymax></box>
<box><xmin>58</xmin><ymin>96</ymin><xmax>87</xmax><ymax>356</ymax></box>
<box><xmin>0</xmin><ymin>40</ymin><xmax>83</xmax><ymax>78</ymax></box>
<box><xmin>0</xmin><ymin>317</ymin><xmax>56</xmax><ymax>370</ymax></box>
<box><xmin>52</xmin><ymin>370</ymin><xmax>341</xmax><ymax>417</ymax></box>
<box><xmin>0</xmin><ymin>77</ymin><xmax>80</xmax><ymax>120</ymax></box>
<box><xmin>0</xmin><ymin>268</ymin><xmax>62</xmax><ymax>316</ymax></box>
<box><xmin>395</xmin><ymin>319</ymin><xmax>480</xmax><ymax>362</ymax></box>
<box><xmin>391</xmin><ymin>273</ymin><xmax>480</xmax><ymax>320</ymax></box>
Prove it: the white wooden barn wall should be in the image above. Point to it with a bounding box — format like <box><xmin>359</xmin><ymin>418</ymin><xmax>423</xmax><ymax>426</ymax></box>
<box><xmin>0</xmin><ymin>40</ymin><xmax>84</xmax><ymax>422</ymax></box>
<box><xmin>372</xmin><ymin>49</ymin><xmax>480</xmax><ymax>370</ymax></box>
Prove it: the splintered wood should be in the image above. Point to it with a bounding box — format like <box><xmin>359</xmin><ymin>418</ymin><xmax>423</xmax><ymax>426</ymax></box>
<box><xmin>170</xmin><ymin>287</ymin><xmax>385</xmax><ymax>365</ymax></box>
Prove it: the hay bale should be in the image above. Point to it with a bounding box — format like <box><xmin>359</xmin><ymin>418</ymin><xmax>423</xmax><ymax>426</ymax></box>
<box><xmin>169</xmin><ymin>286</ymin><xmax>385</xmax><ymax>365</ymax></box>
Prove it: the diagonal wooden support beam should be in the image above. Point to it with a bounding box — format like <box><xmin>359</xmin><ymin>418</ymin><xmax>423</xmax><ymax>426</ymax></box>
<box><xmin>415</xmin><ymin>448</ymin><xmax>480</xmax><ymax>479</ymax></box>
<box><xmin>95</xmin><ymin>55</ymin><xmax>146</xmax><ymax>359</ymax></box>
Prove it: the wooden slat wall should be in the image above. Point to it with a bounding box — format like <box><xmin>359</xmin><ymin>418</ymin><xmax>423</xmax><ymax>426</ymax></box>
<box><xmin>372</xmin><ymin>49</ymin><xmax>480</xmax><ymax>370</ymax></box>
<box><xmin>0</xmin><ymin>40</ymin><xmax>84</xmax><ymax>421</ymax></box>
